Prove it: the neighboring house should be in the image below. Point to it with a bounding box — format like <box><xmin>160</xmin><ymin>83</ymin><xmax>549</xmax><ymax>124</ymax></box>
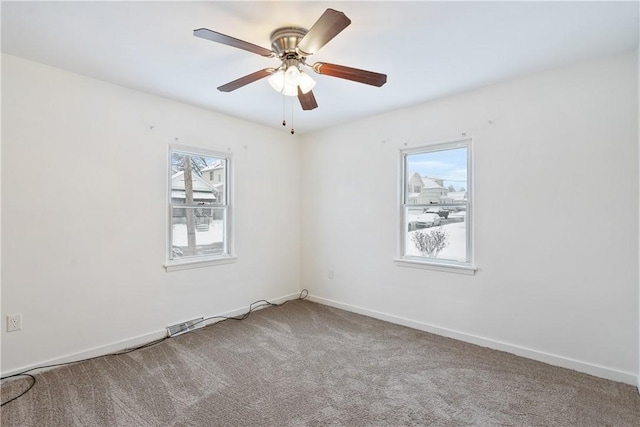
<box><xmin>201</xmin><ymin>161</ymin><xmax>225</xmax><ymax>203</ymax></box>
<box><xmin>407</xmin><ymin>173</ymin><xmax>448</xmax><ymax>204</ymax></box>
<box><xmin>171</xmin><ymin>171</ymin><xmax>219</xmax><ymax>204</ymax></box>
<box><xmin>448</xmin><ymin>191</ymin><xmax>467</xmax><ymax>202</ymax></box>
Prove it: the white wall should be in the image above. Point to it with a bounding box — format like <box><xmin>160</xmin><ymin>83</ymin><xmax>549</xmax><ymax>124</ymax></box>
<box><xmin>1</xmin><ymin>54</ymin><xmax>301</xmax><ymax>374</ymax></box>
<box><xmin>2</xmin><ymin>50</ymin><xmax>639</xmax><ymax>387</ymax></box>
<box><xmin>300</xmin><ymin>51</ymin><xmax>639</xmax><ymax>385</ymax></box>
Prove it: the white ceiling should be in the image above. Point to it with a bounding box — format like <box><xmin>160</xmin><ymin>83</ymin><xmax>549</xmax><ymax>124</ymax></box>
<box><xmin>2</xmin><ymin>1</ymin><xmax>638</xmax><ymax>134</ymax></box>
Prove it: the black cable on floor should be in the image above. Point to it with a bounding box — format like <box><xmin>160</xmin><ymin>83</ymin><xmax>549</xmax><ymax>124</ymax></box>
<box><xmin>0</xmin><ymin>374</ymin><xmax>34</xmax><ymax>407</ymax></box>
<box><xmin>0</xmin><ymin>289</ymin><xmax>309</xmax><ymax>406</ymax></box>
<box><xmin>0</xmin><ymin>336</ymin><xmax>171</xmax><ymax>407</ymax></box>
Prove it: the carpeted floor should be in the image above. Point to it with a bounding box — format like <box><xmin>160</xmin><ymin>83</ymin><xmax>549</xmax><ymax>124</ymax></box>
<box><xmin>2</xmin><ymin>299</ymin><xmax>639</xmax><ymax>426</ymax></box>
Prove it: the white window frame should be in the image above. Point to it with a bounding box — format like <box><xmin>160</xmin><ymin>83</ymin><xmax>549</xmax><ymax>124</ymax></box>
<box><xmin>164</xmin><ymin>144</ymin><xmax>235</xmax><ymax>271</ymax></box>
<box><xmin>396</xmin><ymin>137</ymin><xmax>475</xmax><ymax>274</ymax></box>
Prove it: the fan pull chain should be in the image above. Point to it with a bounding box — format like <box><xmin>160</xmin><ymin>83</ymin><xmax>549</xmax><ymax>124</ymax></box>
<box><xmin>290</xmin><ymin>99</ymin><xmax>295</xmax><ymax>135</ymax></box>
<box><xmin>281</xmin><ymin>92</ymin><xmax>286</xmax><ymax>127</ymax></box>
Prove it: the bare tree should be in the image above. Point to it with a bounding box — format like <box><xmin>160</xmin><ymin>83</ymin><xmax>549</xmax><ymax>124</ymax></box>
<box><xmin>182</xmin><ymin>155</ymin><xmax>196</xmax><ymax>255</ymax></box>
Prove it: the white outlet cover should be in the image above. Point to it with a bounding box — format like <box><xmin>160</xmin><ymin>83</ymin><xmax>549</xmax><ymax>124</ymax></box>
<box><xmin>7</xmin><ymin>314</ymin><xmax>22</xmax><ymax>332</ymax></box>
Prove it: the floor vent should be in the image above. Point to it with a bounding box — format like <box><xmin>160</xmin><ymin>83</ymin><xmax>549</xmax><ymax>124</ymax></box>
<box><xmin>167</xmin><ymin>317</ymin><xmax>204</xmax><ymax>337</ymax></box>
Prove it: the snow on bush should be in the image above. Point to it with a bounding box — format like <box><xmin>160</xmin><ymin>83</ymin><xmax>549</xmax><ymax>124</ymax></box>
<box><xmin>411</xmin><ymin>227</ymin><xmax>449</xmax><ymax>257</ymax></box>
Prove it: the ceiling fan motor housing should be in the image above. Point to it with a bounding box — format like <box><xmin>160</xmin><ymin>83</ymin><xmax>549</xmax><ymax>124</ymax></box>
<box><xmin>270</xmin><ymin>27</ymin><xmax>308</xmax><ymax>60</ymax></box>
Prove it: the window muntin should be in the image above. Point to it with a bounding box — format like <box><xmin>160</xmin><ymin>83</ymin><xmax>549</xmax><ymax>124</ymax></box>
<box><xmin>168</xmin><ymin>147</ymin><xmax>231</xmax><ymax>265</ymax></box>
<box><xmin>401</xmin><ymin>139</ymin><xmax>472</xmax><ymax>267</ymax></box>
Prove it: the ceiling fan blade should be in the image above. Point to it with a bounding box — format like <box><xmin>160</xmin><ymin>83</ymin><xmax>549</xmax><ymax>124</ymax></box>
<box><xmin>217</xmin><ymin>69</ymin><xmax>275</xmax><ymax>92</ymax></box>
<box><xmin>296</xmin><ymin>9</ymin><xmax>351</xmax><ymax>56</ymax></box>
<box><xmin>298</xmin><ymin>87</ymin><xmax>318</xmax><ymax>110</ymax></box>
<box><xmin>312</xmin><ymin>62</ymin><xmax>387</xmax><ymax>87</ymax></box>
<box><xmin>194</xmin><ymin>28</ymin><xmax>274</xmax><ymax>58</ymax></box>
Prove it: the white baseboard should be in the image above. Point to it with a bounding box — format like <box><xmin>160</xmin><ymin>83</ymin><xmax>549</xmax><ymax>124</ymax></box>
<box><xmin>1</xmin><ymin>329</ymin><xmax>167</xmax><ymax>379</ymax></box>
<box><xmin>195</xmin><ymin>291</ymin><xmax>302</xmax><ymax>326</ymax></box>
<box><xmin>1</xmin><ymin>291</ymin><xmax>303</xmax><ymax>379</ymax></box>
<box><xmin>307</xmin><ymin>294</ymin><xmax>639</xmax><ymax>387</ymax></box>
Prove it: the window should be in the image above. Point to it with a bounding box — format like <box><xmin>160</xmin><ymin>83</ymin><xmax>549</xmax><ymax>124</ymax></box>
<box><xmin>399</xmin><ymin>138</ymin><xmax>474</xmax><ymax>271</ymax></box>
<box><xmin>166</xmin><ymin>146</ymin><xmax>232</xmax><ymax>269</ymax></box>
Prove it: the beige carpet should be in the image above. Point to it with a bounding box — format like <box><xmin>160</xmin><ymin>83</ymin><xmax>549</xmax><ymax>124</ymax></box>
<box><xmin>2</xmin><ymin>299</ymin><xmax>639</xmax><ymax>426</ymax></box>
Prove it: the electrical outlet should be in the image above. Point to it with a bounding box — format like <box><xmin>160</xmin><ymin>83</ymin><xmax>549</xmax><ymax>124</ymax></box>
<box><xmin>7</xmin><ymin>314</ymin><xmax>22</xmax><ymax>332</ymax></box>
<box><xmin>328</xmin><ymin>270</ymin><xmax>334</xmax><ymax>279</ymax></box>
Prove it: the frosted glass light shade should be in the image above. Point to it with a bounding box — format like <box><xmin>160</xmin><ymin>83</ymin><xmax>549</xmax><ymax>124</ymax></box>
<box><xmin>268</xmin><ymin>65</ymin><xmax>316</xmax><ymax>97</ymax></box>
<box><xmin>282</xmin><ymin>84</ymin><xmax>298</xmax><ymax>96</ymax></box>
<box><xmin>284</xmin><ymin>65</ymin><xmax>301</xmax><ymax>86</ymax></box>
<box><xmin>268</xmin><ymin>69</ymin><xmax>285</xmax><ymax>92</ymax></box>
<box><xmin>299</xmin><ymin>72</ymin><xmax>316</xmax><ymax>94</ymax></box>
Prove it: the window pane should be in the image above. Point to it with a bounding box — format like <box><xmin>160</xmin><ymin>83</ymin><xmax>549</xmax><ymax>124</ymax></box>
<box><xmin>405</xmin><ymin>147</ymin><xmax>467</xmax><ymax>204</ymax></box>
<box><xmin>404</xmin><ymin>206</ymin><xmax>468</xmax><ymax>262</ymax></box>
<box><xmin>170</xmin><ymin>152</ymin><xmax>226</xmax><ymax>205</ymax></box>
<box><xmin>171</xmin><ymin>207</ymin><xmax>225</xmax><ymax>259</ymax></box>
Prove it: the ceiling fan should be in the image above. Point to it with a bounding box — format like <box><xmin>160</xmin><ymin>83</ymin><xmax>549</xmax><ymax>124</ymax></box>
<box><xmin>194</xmin><ymin>8</ymin><xmax>387</xmax><ymax>113</ymax></box>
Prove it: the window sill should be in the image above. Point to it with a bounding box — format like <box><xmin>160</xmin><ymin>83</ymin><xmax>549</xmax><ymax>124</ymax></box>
<box><xmin>394</xmin><ymin>258</ymin><xmax>476</xmax><ymax>275</ymax></box>
<box><xmin>164</xmin><ymin>256</ymin><xmax>237</xmax><ymax>272</ymax></box>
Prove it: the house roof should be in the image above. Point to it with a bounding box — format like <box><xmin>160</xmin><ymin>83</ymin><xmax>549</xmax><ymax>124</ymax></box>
<box><xmin>448</xmin><ymin>191</ymin><xmax>467</xmax><ymax>201</ymax></box>
<box><xmin>201</xmin><ymin>161</ymin><xmax>224</xmax><ymax>173</ymax></box>
<box><xmin>171</xmin><ymin>171</ymin><xmax>218</xmax><ymax>194</ymax></box>
<box><xmin>421</xmin><ymin>177</ymin><xmax>445</xmax><ymax>190</ymax></box>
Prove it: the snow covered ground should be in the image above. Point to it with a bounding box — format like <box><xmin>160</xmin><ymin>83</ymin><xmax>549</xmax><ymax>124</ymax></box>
<box><xmin>172</xmin><ymin>220</ymin><xmax>223</xmax><ymax>247</ymax></box>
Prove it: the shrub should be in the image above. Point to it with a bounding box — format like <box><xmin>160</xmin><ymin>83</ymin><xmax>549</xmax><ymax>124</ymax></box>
<box><xmin>411</xmin><ymin>227</ymin><xmax>449</xmax><ymax>257</ymax></box>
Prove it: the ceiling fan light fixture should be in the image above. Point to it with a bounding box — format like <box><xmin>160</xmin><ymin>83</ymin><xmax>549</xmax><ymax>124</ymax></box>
<box><xmin>283</xmin><ymin>72</ymin><xmax>300</xmax><ymax>96</ymax></box>
<box><xmin>270</xmin><ymin>64</ymin><xmax>315</xmax><ymax>96</ymax></box>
